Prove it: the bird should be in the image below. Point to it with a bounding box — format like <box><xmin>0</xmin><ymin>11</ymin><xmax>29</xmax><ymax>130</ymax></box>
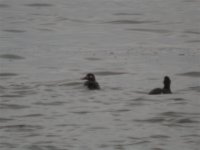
<box><xmin>82</xmin><ymin>73</ymin><xmax>100</xmax><ymax>90</ymax></box>
<box><xmin>149</xmin><ymin>76</ymin><xmax>172</xmax><ymax>95</ymax></box>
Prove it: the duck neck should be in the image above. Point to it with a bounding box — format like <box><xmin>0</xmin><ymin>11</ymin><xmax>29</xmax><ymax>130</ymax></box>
<box><xmin>89</xmin><ymin>79</ymin><xmax>95</xmax><ymax>82</ymax></box>
<box><xmin>164</xmin><ymin>84</ymin><xmax>170</xmax><ymax>90</ymax></box>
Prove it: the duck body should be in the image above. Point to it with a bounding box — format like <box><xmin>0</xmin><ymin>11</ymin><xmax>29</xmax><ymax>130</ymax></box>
<box><xmin>149</xmin><ymin>88</ymin><xmax>172</xmax><ymax>95</ymax></box>
<box><xmin>82</xmin><ymin>73</ymin><xmax>100</xmax><ymax>90</ymax></box>
<box><xmin>149</xmin><ymin>76</ymin><xmax>172</xmax><ymax>95</ymax></box>
<box><xmin>162</xmin><ymin>88</ymin><xmax>172</xmax><ymax>94</ymax></box>
<box><xmin>84</xmin><ymin>80</ymin><xmax>100</xmax><ymax>90</ymax></box>
<box><xmin>149</xmin><ymin>88</ymin><xmax>163</xmax><ymax>95</ymax></box>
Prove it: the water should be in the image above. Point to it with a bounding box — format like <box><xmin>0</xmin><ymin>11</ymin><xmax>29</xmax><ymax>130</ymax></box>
<box><xmin>0</xmin><ymin>0</ymin><xmax>200</xmax><ymax>150</ymax></box>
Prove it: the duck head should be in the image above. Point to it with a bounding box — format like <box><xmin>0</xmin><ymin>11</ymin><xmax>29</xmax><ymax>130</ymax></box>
<box><xmin>163</xmin><ymin>76</ymin><xmax>171</xmax><ymax>89</ymax></box>
<box><xmin>82</xmin><ymin>73</ymin><xmax>96</xmax><ymax>82</ymax></box>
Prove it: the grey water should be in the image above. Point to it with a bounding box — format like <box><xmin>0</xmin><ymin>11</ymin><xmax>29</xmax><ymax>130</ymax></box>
<box><xmin>0</xmin><ymin>0</ymin><xmax>200</xmax><ymax>150</ymax></box>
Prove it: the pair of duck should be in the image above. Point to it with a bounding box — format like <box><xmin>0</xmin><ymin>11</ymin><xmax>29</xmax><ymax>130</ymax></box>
<box><xmin>82</xmin><ymin>73</ymin><xmax>172</xmax><ymax>95</ymax></box>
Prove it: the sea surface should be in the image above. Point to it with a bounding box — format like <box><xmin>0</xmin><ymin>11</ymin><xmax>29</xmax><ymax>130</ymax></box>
<box><xmin>0</xmin><ymin>0</ymin><xmax>200</xmax><ymax>150</ymax></box>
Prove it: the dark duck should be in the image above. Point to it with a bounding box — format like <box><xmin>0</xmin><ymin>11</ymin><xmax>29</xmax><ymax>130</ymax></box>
<box><xmin>82</xmin><ymin>73</ymin><xmax>100</xmax><ymax>90</ymax></box>
<box><xmin>149</xmin><ymin>76</ymin><xmax>172</xmax><ymax>95</ymax></box>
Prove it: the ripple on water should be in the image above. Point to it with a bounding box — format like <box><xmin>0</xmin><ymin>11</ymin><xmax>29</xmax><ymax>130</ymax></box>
<box><xmin>0</xmin><ymin>94</ymin><xmax>24</xmax><ymax>98</ymax></box>
<box><xmin>129</xmin><ymin>138</ymin><xmax>150</xmax><ymax>145</ymax></box>
<box><xmin>34</xmin><ymin>101</ymin><xmax>65</xmax><ymax>106</ymax></box>
<box><xmin>178</xmin><ymin>71</ymin><xmax>200</xmax><ymax>77</ymax></box>
<box><xmin>105</xmin><ymin>20</ymin><xmax>158</xmax><ymax>24</ymax></box>
<box><xmin>0</xmin><ymin>86</ymin><xmax>6</xmax><ymax>94</ymax></box>
<box><xmin>134</xmin><ymin>90</ymin><xmax>148</xmax><ymax>94</ymax></box>
<box><xmin>188</xmin><ymin>86</ymin><xmax>200</xmax><ymax>92</ymax></box>
<box><xmin>0</xmin><ymin>85</ymin><xmax>6</xmax><ymax>89</ymax></box>
<box><xmin>114</xmin><ymin>12</ymin><xmax>143</xmax><ymax>16</ymax></box>
<box><xmin>126</xmin><ymin>98</ymin><xmax>146</xmax><ymax>107</ymax></box>
<box><xmin>176</xmin><ymin>118</ymin><xmax>199</xmax><ymax>124</ymax></box>
<box><xmin>0</xmin><ymin>73</ymin><xmax>18</xmax><ymax>77</ymax></box>
<box><xmin>151</xmin><ymin>148</ymin><xmax>164</xmax><ymax>150</ymax></box>
<box><xmin>0</xmin><ymin>118</ymin><xmax>13</xmax><ymax>123</ymax></box>
<box><xmin>150</xmin><ymin>134</ymin><xmax>170</xmax><ymax>139</ymax></box>
<box><xmin>27</xmin><ymin>145</ymin><xmax>62</xmax><ymax>150</ymax></box>
<box><xmin>24</xmin><ymin>3</ymin><xmax>53</xmax><ymax>7</ymax></box>
<box><xmin>128</xmin><ymin>28</ymin><xmax>170</xmax><ymax>34</ymax></box>
<box><xmin>10</xmin><ymin>84</ymin><xmax>34</xmax><ymax>90</ymax></box>
<box><xmin>183</xmin><ymin>0</ymin><xmax>199</xmax><ymax>2</ymax></box>
<box><xmin>70</xmin><ymin>111</ymin><xmax>92</xmax><ymax>115</ymax></box>
<box><xmin>0</xmin><ymin>54</ymin><xmax>25</xmax><ymax>60</ymax></box>
<box><xmin>160</xmin><ymin>111</ymin><xmax>182</xmax><ymax>117</ymax></box>
<box><xmin>3</xmin><ymin>84</ymin><xmax>38</xmax><ymax>97</ymax></box>
<box><xmin>131</xmin><ymin>97</ymin><xmax>155</xmax><ymax>102</ymax></box>
<box><xmin>86</xmin><ymin>126</ymin><xmax>109</xmax><ymax>132</ymax></box>
<box><xmin>135</xmin><ymin>111</ymin><xmax>199</xmax><ymax>127</ymax></box>
<box><xmin>109</xmin><ymin>108</ymin><xmax>131</xmax><ymax>113</ymax></box>
<box><xmin>0</xmin><ymin>124</ymin><xmax>43</xmax><ymax>132</ymax></box>
<box><xmin>0</xmin><ymin>4</ymin><xmax>10</xmax><ymax>8</ymax></box>
<box><xmin>184</xmin><ymin>30</ymin><xmax>200</xmax><ymax>35</ymax></box>
<box><xmin>85</xmin><ymin>57</ymin><xmax>102</xmax><ymax>61</ymax></box>
<box><xmin>20</xmin><ymin>114</ymin><xmax>43</xmax><ymax>118</ymax></box>
<box><xmin>2</xmin><ymin>29</ymin><xmax>26</xmax><ymax>33</ymax></box>
<box><xmin>12</xmin><ymin>90</ymin><xmax>37</xmax><ymax>97</ymax></box>
<box><xmin>126</xmin><ymin>101</ymin><xmax>145</xmax><ymax>107</ymax></box>
<box><xmin>158</xmin><ymin>111</ymin><xmax>199</xmax><ymax>127</ymax></box>
<box><xmin>186</xmin><ymin>40</ymin><xmax>200</xmax><ymax>43</ymax></box>
<box><xmin>168</xmin><ymin>98</ymin><xmax>186</xmax><ymax>101</ymax></box>
<box><xmin>0</xmin><ymin>143</ymin><xmax>16</xmax><ymax>149</ymax></box>
<box><xmin>94</xmin><ymin>71</ymin><xmax>128</xmax><ymax>76</ymax></box>
<box><xmin>134</xmin><ymin>117</ymin><xmax>165</xmax><ymax>123</ymax></box>
<box><xmin>165</xmin><ymin>119</ymin><xmax>199</xmax><ymax>127</ymax></box>
<box><xmin>59</xmin><ymin>81</ymin><xmax>81</xmax><ymax>87</ymax></box>
<box><xmin>0</xmin><ymin>104</ymin><xmax>30</xmax><ymax>109</ymax></box>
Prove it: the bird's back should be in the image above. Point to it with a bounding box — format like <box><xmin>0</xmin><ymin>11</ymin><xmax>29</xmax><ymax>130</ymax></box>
<box><xmin>149</xmin><ymin>88</ymin><xmax>163</xmax><ymax>95</ymax></box>
<box><xmin>85</xmin><ymin>81</ymin><xmax>100</xmax><ymax>90</ymax></box>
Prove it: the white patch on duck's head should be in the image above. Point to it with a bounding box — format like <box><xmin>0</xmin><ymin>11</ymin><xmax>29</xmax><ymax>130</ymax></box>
<box><xmin>82</xmin><ymin>73</ymin><xmax>96</xmax><ymax>81</ymax></box>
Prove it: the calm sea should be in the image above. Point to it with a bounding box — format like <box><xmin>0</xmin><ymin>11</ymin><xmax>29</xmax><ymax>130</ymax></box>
<box><xmin>0</xmin><ymin>0</ymin><xmax>200</xmax><ymax>149</ymax></box>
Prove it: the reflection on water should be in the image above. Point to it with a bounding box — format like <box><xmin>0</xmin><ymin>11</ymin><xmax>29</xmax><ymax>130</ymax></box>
<box><xmin>0</xmin><ymin>0</ymin><xmax>200</xmax><ymax>150</ymax></box>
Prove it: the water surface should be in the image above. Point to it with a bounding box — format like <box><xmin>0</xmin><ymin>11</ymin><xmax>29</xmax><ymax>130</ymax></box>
<box><xmin>0</xmin><ymin>0</ymin><xmax>200</xmax><ymax>150</ymax></box>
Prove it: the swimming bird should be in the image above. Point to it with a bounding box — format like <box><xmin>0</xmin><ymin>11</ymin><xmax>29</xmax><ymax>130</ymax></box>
<box><xmin>82</xmin><ymin>73</ymin><xmax>100</xmax><ymax>90</ymax></box>
<box><xmin>149</xmin><ymin>76</ymin><xmax>172</xmax><ymax>95</ymax></box>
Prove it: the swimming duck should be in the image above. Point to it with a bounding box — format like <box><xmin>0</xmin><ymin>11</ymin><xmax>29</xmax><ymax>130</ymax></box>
<box><xmin>149</xmin><ymin>76</ymin><xmax>172</xmax><ymax>95</ymax></box>
<box><xmin>82</xmin><ymin>73</ymin><xmax>100</xmax><ymax>90</ymax></box>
